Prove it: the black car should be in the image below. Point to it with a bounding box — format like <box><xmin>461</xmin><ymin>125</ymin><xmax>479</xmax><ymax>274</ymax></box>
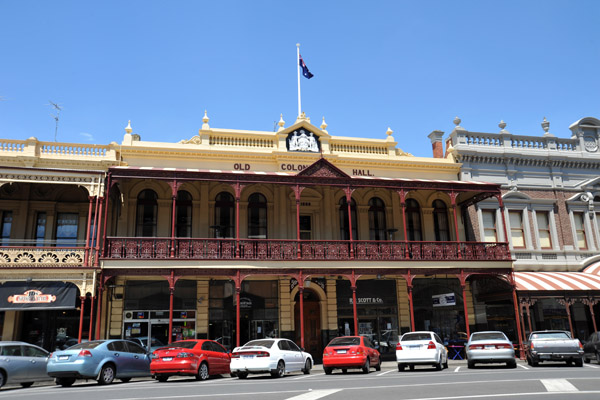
<box><xmin>583</xmin><ymin>332</ymin><xmax>600</xmax><ymax>364</ymax></box>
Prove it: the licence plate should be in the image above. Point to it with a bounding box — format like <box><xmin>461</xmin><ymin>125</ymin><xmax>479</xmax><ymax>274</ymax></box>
<box><xmin>337</xmin><ymin>350</ymin><xmax>347</xmax><ymax>354</ymax></box>
<box><xmin>485</xmin><ymin>345</ymin><xmax>495</xmax><ymax>349</ymax></box>
<box><xmin>59</xmin><ymin>355</ymin><xmax>69</xmax><ymax>360</ymax></box>
<box><xmin>162</xmin><ymin>357</ymin><xmax>172</xmax><ymax>361</ymax></box>
<box><xmin>407</xmin><ymin>345</ymin><xmax>421</xmax><ymax>350</ymax></box>
<box><xmin>242</xmin><ymin>355</ymin><xmax>254</xmax><ymax>359</ymax></box>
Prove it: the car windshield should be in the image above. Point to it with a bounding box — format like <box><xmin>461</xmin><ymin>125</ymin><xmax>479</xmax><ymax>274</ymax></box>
<box><xmin>67</xmin><ymin>341</ymin><xmax>103</xmax><ymax>350</ymax></box>
<box><xmin>161</xmin><ymin>341</ymin><xmax>197</xmax><ymax>349</ymax></box>
<box><xmin>531</xmin><ymin>332</ymin><xmax>570</xmax><ymax>340</ymax></box>
<box><xmin>329</xmin><ymin>337</ymin><xmax>360</xmax><ymax>346</ymax></box>
<box><xmin>471</xmin><ymin>333</ymin><xmax>506</xmax><ymax>341</ymax></box>
<box><xmin>402</xmin><ymin>333</ymin><xmax>431</xmax><ymax>341</ymax></box>
<box><xmin>243</xmin><ymin>340</ymin><xmax>274</xmax><ymax>349</ymax></box>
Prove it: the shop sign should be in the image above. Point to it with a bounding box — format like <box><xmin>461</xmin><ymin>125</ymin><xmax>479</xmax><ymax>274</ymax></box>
<box><xmin>349</xmin><ymin>297</ymin><xmax>384</xmax><ymax>305</ymax></box>
<box><xmin>432</xmin><ymin>293</ymin><xmax>456</xmax><ymax>307</ymax></box>
<box><xmin>0</xmin><ymin>281</ymin><xmax>78</xmax><ymax>310</ymax></box>
<box><xmin>239</xmin><ymin>297</ymin><xmax>253</xmax><ymax>309</ymax></box>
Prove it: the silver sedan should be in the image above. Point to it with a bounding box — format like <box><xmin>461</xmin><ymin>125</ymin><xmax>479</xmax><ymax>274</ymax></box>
<box><xmin>466</xmin><ymin>331</ymin><xmax>516</xmax><ymax>368</ymax></box>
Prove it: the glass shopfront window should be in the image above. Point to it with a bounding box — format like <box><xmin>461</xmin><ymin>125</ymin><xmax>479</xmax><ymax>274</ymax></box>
<box><xmin>336</xmin><ymin>279</ymin><xmax>398</xmax><ymax>360</ymax></box>
<box><xmin>209</xmin><ymin>280</ymin><xmax>279</xmax><ymax>350</ymax></box>
<box><xmin>531</xmin><ymin>298</ymin><xmax>570</xmax><ymax>332</ymax></box>
<box><xmin>470</xmin><ymin>277</ymin><xmax>517</xmax><ymax>342</ymax></box>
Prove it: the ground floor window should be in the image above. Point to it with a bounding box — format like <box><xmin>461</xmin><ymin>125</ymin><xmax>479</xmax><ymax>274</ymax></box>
<box><xmin>124</xmin><ymin>280</ymin><xmax>197</xmax><ymax>310</ymax></box>
<box><xmin>19</xmin><ymin>307</ymin><xmax>89</xmax><ymax>351</ymax></box>
<box><xmin>531</xmin><ymin>298</ymin><xmax>569</xmax><ymax>332</ymax></box>
<box><xmin>209</xmin><ymin>280</ymin><xmax>279</xmax><ymax>350</ymax></box>
<box><xmin>471</xmin><ymin>277</ymin><xmax>518</xmax><ymax>343</ymax></box>
<box><xmin>123</xmin><ymin>310</ymin><xmax>196</xmax><ymax>349</ymax></box>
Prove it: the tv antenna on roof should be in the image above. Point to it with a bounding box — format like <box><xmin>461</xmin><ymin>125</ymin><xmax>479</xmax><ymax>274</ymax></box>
<box><xmin>49</xmin><ymin>101</ymin><xmax>62</xmax><ymax>142</ymax></box>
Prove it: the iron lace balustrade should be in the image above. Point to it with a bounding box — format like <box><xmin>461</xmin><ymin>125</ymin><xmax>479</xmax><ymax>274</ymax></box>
<box><xmin>0</xmin><ymin>246</ymin><xmax>86</xmax><ymax>267</ymax></box>
<box><xmin>104</xmin><ymin>238</ymin><xmax>511</xmax><ymax>261</ymax></box>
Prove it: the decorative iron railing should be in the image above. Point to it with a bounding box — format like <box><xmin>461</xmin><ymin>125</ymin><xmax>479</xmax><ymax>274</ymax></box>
<box><xmin>0</xmin><ymin>246</ymin><xmax>86</xmax><ymax>267</ymax></box>
<box><xmin>104</xmin><ymin>238</ymin><xmax>511</xmax><ymax>262</ymax></box>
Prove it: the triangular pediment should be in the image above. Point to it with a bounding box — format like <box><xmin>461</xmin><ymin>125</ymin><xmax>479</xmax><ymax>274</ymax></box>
<box><xmin>296</xmin><ymin>158</ymin><xmax>350</xmax><ymax>178</ymax></box>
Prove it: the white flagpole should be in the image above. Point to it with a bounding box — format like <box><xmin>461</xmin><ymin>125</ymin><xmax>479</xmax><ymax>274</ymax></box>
<box><xmin>297</xmin><ymin>43</ymin><xmax>301</xmax><ymax>118</ymax></box>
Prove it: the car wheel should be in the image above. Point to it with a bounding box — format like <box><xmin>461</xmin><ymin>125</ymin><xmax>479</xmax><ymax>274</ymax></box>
<box><xmin>197</xmin><ymin>362</ymin><xmax>209</xmax><ymax>381</ymax></box>
<box><xmin>362</xmin><ymin>358</ymin><xmax>370</xmax><ymax>374</ymax></box>
<box><xmin>526</xmin><ymin>356</ymin><xmax>532</xmax><ymax>366</ymax></box>
<box><xmin>271</xmin><ymin>361</ymin><xmax>285</xmax><ymax>378</ymax></box>
<box><xmin>0</xmin><ymin>371</ymin><xmax>5</xmax><ymax>388</ymax></box>
<box><xmin>156</xmin><ymin>375</ymin><xmax>169</xmax><ymax>382</ymax></box>
<box><xmin>409</xmin><ymin>364</ymin><xmax>415</xmax><ymax>371</ymax></box>
<box><xmin>303</xmin><ymin>359</ymin><xmax>312</xmax><ymax>375</ymax></box>
<box><xmin>20</xmin><ymin>382</ymin><xmax>34</xmax><ymax>388</ymax></box>
<box><xmin>435</xmin><ymin>356</ymin><xmax>442</xmax><ymax>371</ymax></box>
<box><xmin>324</xmin><ymin>367</ymin><xmax>333</xmax><ymax>375</ymax></box>
<box><xmin>507</xmin><ymin>360</ymin><xmax>517</xmax><ymax>369</ymax></box>
<box><xmin>342</xmin><ymin>368</ymin><xmax>348</xmax><ymax>374</ymax></box>
<box><xmin>584</xmin><ymin>355</ymin><xmax>590</xmax><ymax>363</ymax></box>
<box><xmin>120</xmin><ymin>378</ymin><xmax>131</xmax><ymax>383</ymax></box>
<box><xmin>98</xmin><ymin>364</ymin><xmax>116</xmax><ymax>385</ymax></box>
<box><xmin>237</xmin><ymin>372</ymin><xmax>248</xmax><ymax>379</ymax></box>
<box><xmin>56</xmin><ymin>377</ymin><xmax>76</xmax><ymax>387</ymax></box>
<box><xmin>398</xmin><ymin>364</ymin><xmax>405</xmax><ymax>372</ymax></box>
<box><xmin>443</xmin><ymin>357</ymin><xmax>449</xmax><ymax>369</ymax></box>
<box><xmin>467</xmin><ymin>360</ymin><xmax>475</xmax><ymax>369</ymax></box>
<box><xmin>375</xmin><ymin>358</ymin><xmax>382</xmax><ymax>372</ymax></box>
<box><xmin>531</xmin><ymin>359</ymin><xmax>539</xmax><ymax>367</ymax></box>
<box><xmin>574</xmin><ymin>358</ymin><xmax>583</xmax><ymax>367</ymax></box>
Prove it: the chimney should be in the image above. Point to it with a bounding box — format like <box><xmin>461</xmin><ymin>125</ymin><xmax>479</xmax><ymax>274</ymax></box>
<box><xmin>428</xmin><ymin>130</ymin><xmax>445</xmax><ymax>158</ymax></box>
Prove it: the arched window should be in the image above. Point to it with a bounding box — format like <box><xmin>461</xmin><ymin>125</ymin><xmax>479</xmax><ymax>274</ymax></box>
<box><xmin>214</xmin><ymin>192</ymin><xmax>234</xmax><ymax>238</ymax></box>
<box><xmin>248</xmin><ymin>193</ymin><xmax>267</xmax><ymax>239</ymax></box>
<box><xmin>368</xmin><ymin>197</ymin><xmax>387</xmax><ymax>240</ymax></box>
<box><xmin>406</xmin><ymin>199</ymin><xmax>422</xmax><ymax>241</ymax></box>
<box><xmin>433</xmin><ymin>200</ymin><xmax>450</xmax><ymax>241</ymax></box>
<box><xmin>136</xmin><ymin>189</ymin><xmax>158</xmax><ymax>237</ymax></box>
<box><xmin>339</xmin><ymin>197</ymin><xmax>357</xmax><ymax>240</ymax></box>
<box><xmin>176</xmin><ymin>190</ymin><xmax>193</xmax><ymax>237</ymax></box>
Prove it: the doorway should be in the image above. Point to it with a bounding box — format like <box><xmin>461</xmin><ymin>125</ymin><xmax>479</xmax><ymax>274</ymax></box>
<box><xmin>294</xmin><ymin>288</ymin><xmax>321</xmax><ymax>360</ymax></box>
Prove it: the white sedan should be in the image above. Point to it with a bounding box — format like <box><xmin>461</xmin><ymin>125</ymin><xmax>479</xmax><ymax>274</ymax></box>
<box><xmin>396</xmin><ymin>331</ymin><xmax>448</xmax><ymax>371</ymax></box>
<box><xmin>230</xmin><ymin>338</ymin><xmax>313</xmax><ymax>379</ymax></box>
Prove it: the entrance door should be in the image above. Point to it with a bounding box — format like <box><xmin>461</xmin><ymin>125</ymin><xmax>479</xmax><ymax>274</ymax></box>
<box><xmin>294</xmin><ymin>289</ymin><xmax>321</xmax><ymax>358</ymax></box>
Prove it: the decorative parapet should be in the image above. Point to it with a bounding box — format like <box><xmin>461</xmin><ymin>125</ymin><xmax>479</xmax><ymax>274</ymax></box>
<box><xmin>0</xmin><ymin>247</ymin><xmax>87</xmax><ymax>268</ymax></box>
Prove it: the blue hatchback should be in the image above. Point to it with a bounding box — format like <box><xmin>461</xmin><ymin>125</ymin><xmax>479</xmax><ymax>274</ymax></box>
<box><xmin>47</xmin><ymin>340</ymin><xmax>151</xmax><ymax>386</ymax></box>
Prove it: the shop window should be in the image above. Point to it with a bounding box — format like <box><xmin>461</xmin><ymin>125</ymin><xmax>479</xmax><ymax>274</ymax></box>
<box><xmin>482</xmin><ymin>210</ymin><xmax>497</xmax><ymax>242</ymax></box>
<box><xmin>136</xmin><ymin>189</ymin><xmax>158</xmax><ymax>237</ymax></box>
<box><xmin>56</xmin><ymin>213</ymin><xmax>78</xmax><ymax>247</ymax></box>
<box><xmin>124</xmin><ymin>280</ymin><xmax>197</xmax><ymax>310</ymax></box>
<box><xmin>0</xmin><ymin>211</ymin><xmax>12</xmax><ymax>246</ymax></box>
<box><xmin>536</xmin><ymin>211</ymin><xmax>552</xmax><ymax>249</ymax></box>
<box><xmin>574</xmin><ymin>212</ymin><xmax>588</xmax><ymax>250</ymax></box>
<box><xmin>433</xmin><ymin>200</ymin><xmax>450</xmax><ymax>241</ymax></box>
<box><xmin>248</xmin><ymin>193</ymin><xmax>267</xmax><ymax>239</ymax></box>
<box><xmin>368</xmin><ymin>197</ymin><xmax>387</xmax><ymax>241</ymax></box>
<box><xmin>214</xmin><ymin>192</ymin><xmax>234</xmax><ymax>238</ymax></box>
<box><xmin>406</xmin><ymin>199</ymin><xmax>422</xmax><ymax>241</ymax></box>
<box><xmin>509</xmin><ymin>211</ymin><xmax>525</xmax><ymax>248</ymax></box>
<box><xmin>338</xmin><ymin>197</ymin><xmax>357</xmax><ymax>240</ymax></box>
<box><xmin>176</xmin><ymin>190</ymin><xmax>192</xmax><ymax>237</ymax></box>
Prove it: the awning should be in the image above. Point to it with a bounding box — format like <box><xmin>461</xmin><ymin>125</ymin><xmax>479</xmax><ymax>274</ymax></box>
<box><xmin>583</xmin><ymin>261</ymin><xmax>600</xmax><ymax>275</ymax></box>
<box><xmin>514</xmin><ymin>272</ymin><xmax>600</xmax><ymax>291</ymax></box>
<box><xmin>0</xmin><ymin>281</ymin><xmax>78</xmax><ymax>311</ymax></box>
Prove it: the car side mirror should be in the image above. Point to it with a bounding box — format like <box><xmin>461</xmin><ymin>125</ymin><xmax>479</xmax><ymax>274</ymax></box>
<box><xmin>300</xmin><ymin>347</ymin><xmax>305</xmax><ymax>352</ymax></box>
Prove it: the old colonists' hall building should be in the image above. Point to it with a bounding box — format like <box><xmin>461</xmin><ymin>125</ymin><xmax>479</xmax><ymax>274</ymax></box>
<box><xmin>0</xmin><ymin>113</ymin><xmax>518</xmax><ymax>358</ymax></box>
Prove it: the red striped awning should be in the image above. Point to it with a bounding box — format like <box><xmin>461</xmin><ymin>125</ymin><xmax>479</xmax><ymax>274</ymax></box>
<box><xmin>583</xmin><ymin>261</ymin><xmax>600</xmax><ymax>275</ymax></box>
<box><xmin>514</xmin><ymin>271</ymin><xmax>600</xmax><ymax>291</ymax></box>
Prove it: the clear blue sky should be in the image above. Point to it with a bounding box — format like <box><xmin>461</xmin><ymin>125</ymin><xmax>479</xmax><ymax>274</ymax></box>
<box><xmin>1</xmin><ymin>0</ymin><xmax>599</xmax><ymax>157</ymax></box>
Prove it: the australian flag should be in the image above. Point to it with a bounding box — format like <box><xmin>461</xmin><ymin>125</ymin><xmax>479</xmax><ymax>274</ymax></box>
<box><xmin>299</xmin><ymin>55</ymin><xmax>314</xmax><ymax>79</ymax></box>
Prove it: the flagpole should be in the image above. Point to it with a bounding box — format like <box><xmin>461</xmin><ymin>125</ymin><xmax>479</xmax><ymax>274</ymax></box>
<box><xmin>297</xmin><ymin>43</ymin><xmax>301</xmax><ymax>118</ymax></box>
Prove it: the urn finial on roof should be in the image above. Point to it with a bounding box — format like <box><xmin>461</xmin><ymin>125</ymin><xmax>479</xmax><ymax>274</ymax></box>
<box><xmin>125</xmin><ymin>120</ymin><xmax>132</xmax><ymax>134</ymax></box>
<box><xmin>320</xmin><ymin>116</ymin><xmax>328</xmax><ymax>132</ymax></box>
<box><xmin>453</xmin><ymin>116</ymin><xmax>462</xmax><ymax>128</ymax></box>
<box><xmin>499</xmin><ymin>120</ymin><xmax>509</xmax><ymax>133</ymax></box>
<box><xmin>202</xmin><ymin>110</ymin><xmax>210</xmax><ymax>130</ymax></box>
<box><xmin>541</xmin><ymin>117</ymin><xmax>554</xmax><ymax>136</ymax></box>
<box><xmin>278</xmin><ymin>114</ymin><xmax>285</xmax><ymax>131</ymax></box>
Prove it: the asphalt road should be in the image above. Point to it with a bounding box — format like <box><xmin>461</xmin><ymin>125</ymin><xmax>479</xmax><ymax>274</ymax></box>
<box><xmin>3</xmin><ymin>360</ymin><xmax>600</xmax><ymax>400</ymax></box>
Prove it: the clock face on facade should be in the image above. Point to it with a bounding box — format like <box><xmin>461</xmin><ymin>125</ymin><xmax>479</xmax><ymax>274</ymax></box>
<box><xmin>287</xmin><ymin>129</ymin><xmax>320</xmax><ymax>153</ymax></box>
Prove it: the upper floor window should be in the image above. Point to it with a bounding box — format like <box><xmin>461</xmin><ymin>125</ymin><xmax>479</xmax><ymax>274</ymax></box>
<box><xmin>1</xmin><ymin>211</ymin><xmax>13</xmax><ymax>246</ymax></box>
<box><xmin>509</xmin><ymin>211</ymin><xmax>525</xmax><ymax>248</ymax></box>
<box><xmin>536</xmin><ymin>211</ymin><xmax>552</xmax><ymax>249</ymax></box>
<box><xmin>482</xmin><ymin>210</ymin><xmax>497</xmax><ymax>242</ymax></box>
<box><xmin>368</xmin><ymin>197</ymin><xmax>387</xmax><ymax>241</ymax></box>
<box><xmin>35</xmin><ymin>212</ymin><xmax>46</xmax><ymax>246</ymax></box>
<box><xmin>56</xmin><ymin>212</ymin><xmax>78</xmax><ymax>246</ymax></box>
<box><xmin>406</xmin><ymin>199</ymin><xmax>422</xmax><ymax>241</ymax></box>
<box><xmin>136</xmin><ymin>189</ymin><xmax>158</xmax><ymax>237</ymax></box>
<box><xmin>339</xmin><ymin>197</ymin><xmax>357</xmax><ymax>240</ymax></box>
<box><xmin>433</xmin><ymin>200</ymin><xmax>450</xmax><ymax>241</ymax></box>
<box><xmin>573</xmin><ymin>212</ymin><xmax>588</xmax><ymax>250</ymax></box>
<box><xmin>176</xmin><ymin>191</ymin><xmax>193</xmax><ymax>237</ymax></box>
<box><xmin>214</xmin><ymin>192</ymin><xmax>234</xmax><ymax>238</ymax></box>
<box><xmin>248</xmin><ymin>193</ymin><xmax>267</xmax><ymax>239</ymax></box>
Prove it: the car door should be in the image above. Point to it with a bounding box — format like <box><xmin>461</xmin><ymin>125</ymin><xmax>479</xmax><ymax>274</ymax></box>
<box><xmin>434</xmin><ymin>334</ymin><xmax>446</xmax><ymax>361</ymax></box>
<box><xmin>107</xmin><ymin>340</ymin><xmax>132</xmax><ymax>376</ymax></box>
<box><xmin>286</xmin><ymin>340</ymin><xmax>304</xmax><ymax>371</ymax></box>
<box><xmin>363</xmin><ymin>337</ymin><xmax>377</xmax><ymax>365</ymax></box>
<box><xmin>22</xmin><ymin>344</ymin><xmax>50</xmax><ymax>382</ymax></box>
<box><xmin>0</xmin><ymin>344</ymin><xmax>28</xmax><ymax>383</ymax></box>
<box><xmin>201</xmin><ymin>341</ymin><xmax>218</xmax><ymax>372</ymax></box>
<box><xmin>209</xmin><ymin>341</ymin><xmax>230</xmax><ymax>374</ymax></box>
<box><xmin>125</xmin><ymin>341</ymin><xmax>151</xmax><ymax>376</ymax></box>
<box><xmin>277</xmin><ymin>340</ymin><xmax>295</xmax><ymax>371</ymax></box>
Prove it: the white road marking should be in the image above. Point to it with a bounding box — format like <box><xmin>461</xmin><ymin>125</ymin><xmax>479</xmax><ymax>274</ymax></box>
<box><xmin>540</xmin><ymin>378</ymin><xmax>579</xmax><ymax>392</ymax></box>
<box><xmin>584</xmin><ymin>363</ymin><xmax>600</xmax><ymax>368</ymax></box>
<box><xmin>285</xmin><ymin>389</ymin><xmax>343</xmax><ymax>400</ymax></box>
<box><xmin>376</xmin><ymin>370</ymin><xmax>394</xmax><ymax>376</ymax></box>
<box><xmin>454</xmin><ymin>367</ymin><xmax>460</xmax><ymax>372</ymax></box>
<box><xmin>517</xmin><ymin>364</ymin><xmax>529</xmax><ymax>369</ymax></box>
<box><xmin>293</xmin><ymin>373</ymin><xmax>323</xmax><ymax>379</ymax></box>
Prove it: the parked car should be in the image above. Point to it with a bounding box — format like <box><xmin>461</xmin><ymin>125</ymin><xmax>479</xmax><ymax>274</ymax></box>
<box><xmin>466</xmin><ymin>331</ymin><xmax>516</xmax><ymax>368</ymax></box>
<box><xmin>47</xmin><ymin>339</ymin><xmax>151</xmax><ymax>386</ymax></box>
<box><xmin>525</xmin><ymin>330</ymin><xmax>583</xmax><ymax>367</ymax></box>
<box><xmin>151</xmin><ymin>339</ymin><xmax>231</xmax><ymax>382</ymax></box>
<box><xmin>583</xmin><ymin>331</ymin><xmax>600</xmax><ymax>364</ymax></box>
<box><xmin>0</xmin><ymin>341</ymin><xmax>52</xmax><ymax>389</ymax></box>
<box><xmin>396</xmin><ymin>331</ymin><xmax>448</xmax><ymax>371</ymax></box>
<box><xmin>230</xmin><ymin>338</ymin><xmax>313</xmax><ymax>379</ymax></box>
<box><xmin>322</xmin><ymin>336</ymin><xmax>381</xmax><ymax>374</ymax></box>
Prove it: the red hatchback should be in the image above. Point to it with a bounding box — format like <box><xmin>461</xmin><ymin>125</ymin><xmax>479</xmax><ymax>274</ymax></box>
<box><xmin>151</xmin><ymin>340</ymin><xmax>231</xmax><ymax>382</ymax></box>
<box><xmin>323</xmin><ymin>336</ymin><xmax>381</xmax><ymax>374</ymax></box>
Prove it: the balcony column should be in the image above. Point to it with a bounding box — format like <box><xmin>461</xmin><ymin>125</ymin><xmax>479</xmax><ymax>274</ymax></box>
<box><xmin>510</xmin><ymin>274</ymin><xmax>525</xmax><ymax>359</ymax></box>
<box><xmin>343</xmin><ymin>270</ymin><xmax>361</xmax><ymax>335</ymax></box>
<box><xmin>231</xmin><ymin>271</ymin><xmax>246</xmax><ymax>347</ymax></box>
<box><xmin>402</xmin><ymin>271</ymin><xmax>416</xmax><ymax>331</ymax></box>
<box><xmin>296</xmin><ymin>271</ymin><xmax>306</xmax><ymax>349</ymax></box>
<box><xmin>88</xmin><ymin>275</ymin><xmax>95</xmax><ymax>341</ymax></box>
<box><xmin>557</xmin><ymin>297</ymin><xmax>576</xmax><ymax>338</ymax></box>
<box><xmin>293</xmin><ymin>185</ymin><xmax>305</xmax><ymax>259</ymax></box>
<box><xmin>95</xmin><ymin>276</ymin><xmax>105</xmax><ymax>339</ymax></box>
<box><xmin>457</xmin><ymin>270</ymin><xmax>471</xmax><ymax>338</ymax></box>
<box><xmin>234</xmin><ymin>183</ymin><xmax>244</xmax><ymax>258</ymax></box>
<box><xmin>163</xmin><ymin>270</ymin><xmax>180</xmax><ymax>344</ymax></box>
<box><xmin>78</xmin><ymin>296</ymin><xmax>86</xmax><ymax>343</ymax></box>
<box><xmin>101</xmin><ymin>175</ymin><xmax>113</xmax><ymax>258</ymax></box>
<box><xmin>520</xmin><ymin>297</ymin><xmax>536</xmax><ymax>335</ymax></box>
<box><xmin>449</xmin><ymin>191</ymin><xmax>461</xmax><ymax>259</ymax></box>
<box><xmin>583</xmin><ymin>297</ymin><xmax>599</xmax><ymax>333</ymax></box>
<box><xmin>94</xmin><ymin>197</ymin><xmax>104</xmax><ymax>267</ymax></box>
<box><xmin>344</xmin><ymin>187</ymin><xmax>355</xmax><ymax>259</ymax></box>
<box><xmin>84</xmin><ymin>196</ymin><xmax>95</xmax><ymax>267</ymax></box>
<box><xmin>397</xmin><ymin>189</ymin><xmax>409</xmax><ymax>258</ymax></box>
<box><xmin>169</xmin><ymin>180</ymin><xmax>179</xmax><ymax>258</ymax></box>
